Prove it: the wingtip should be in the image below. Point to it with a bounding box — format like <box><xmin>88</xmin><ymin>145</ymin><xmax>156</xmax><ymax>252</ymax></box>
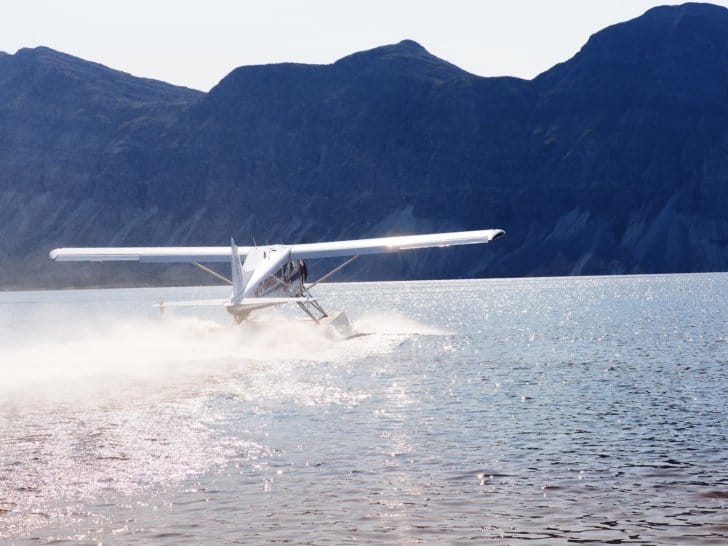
<box><xmin>492</xmin><ymin>229</ymin><xmax>506</xmax><ymax>241</ymax></box>
<box><xmin>49</xmin><ymin>248</ymin><xmax>60</xmax><ymax>260</ymax></box>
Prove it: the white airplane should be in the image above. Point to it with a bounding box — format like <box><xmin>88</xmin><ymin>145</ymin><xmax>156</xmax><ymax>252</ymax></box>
<box><xmin>50</xmin><ymin>229</ymin><xmax>505</xmax><ymax>327</ymax></box>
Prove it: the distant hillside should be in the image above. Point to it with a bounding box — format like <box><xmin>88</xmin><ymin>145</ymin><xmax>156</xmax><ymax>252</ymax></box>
<box><xmin>1</xmin><ymin>2</ymin><xmax>727</xmax><ymax>288</ymax></box>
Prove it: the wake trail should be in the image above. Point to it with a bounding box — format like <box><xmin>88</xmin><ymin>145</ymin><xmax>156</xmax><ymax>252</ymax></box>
<box><xmin>0</xmin><ymin>309</ymin><xmax>443</xmax><ymax>404</ymax></box>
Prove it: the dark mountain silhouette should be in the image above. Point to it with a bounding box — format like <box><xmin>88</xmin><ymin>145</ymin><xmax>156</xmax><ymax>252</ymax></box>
<box><xmin>1</xmin><ymin>3</ymin><xmax>727</xmax><ymax>288</ymax></box>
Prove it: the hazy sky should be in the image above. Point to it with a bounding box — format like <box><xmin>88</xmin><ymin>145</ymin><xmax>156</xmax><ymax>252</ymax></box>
<box><xmin>2</xmin><ymin>1</ymin><xmax>727</xmax><ymax>91</ymax></box>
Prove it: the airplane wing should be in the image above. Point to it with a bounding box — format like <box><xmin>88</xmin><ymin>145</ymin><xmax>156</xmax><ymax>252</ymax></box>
<box><xmin>288</xmin><ymin>229</ymin><xmax>505</xmax><ymax>259</ymax></box>
<box><xmin>49</xmin><ymin>229</ymin><xmax>505</xmax><ymax>263</ymax></box>
<box><xmin>49</xmin><ymin>246</ymin><xmax>249</xmax><ymax>263</ymax></box>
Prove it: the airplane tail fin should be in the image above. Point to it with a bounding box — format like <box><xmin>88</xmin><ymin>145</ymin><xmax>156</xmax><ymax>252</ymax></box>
<box><xmin>230</xmin><ymin>238</ymin><xmax>245</xmax><ymax>305</ymax></box>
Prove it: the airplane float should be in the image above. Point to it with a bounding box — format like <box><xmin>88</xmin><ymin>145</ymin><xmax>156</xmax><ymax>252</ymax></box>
<box><xmin>50</xmin><ymin>229</ymin><xmax>505</xmax><ymax>332</ymax></box>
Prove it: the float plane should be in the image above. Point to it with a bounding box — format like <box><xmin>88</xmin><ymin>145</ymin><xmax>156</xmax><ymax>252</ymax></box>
<box><xmin>50</xmin><ymin>229</ymin><xmax>505</xmax><ymax>330</ymax></box>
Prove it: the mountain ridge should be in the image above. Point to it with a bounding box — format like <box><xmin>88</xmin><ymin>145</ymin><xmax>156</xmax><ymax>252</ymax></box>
<box><xmin>1</xmin><ymin>3</ymin><xmax>727</xmax><ymax>288</ymax></box>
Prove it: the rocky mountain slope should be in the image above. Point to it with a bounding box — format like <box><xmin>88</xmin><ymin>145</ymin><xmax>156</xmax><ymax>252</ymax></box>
<box><xmin>1</xmin><ymin>2</ymin><xmax>727</xmax><ymax>288</ymax></box>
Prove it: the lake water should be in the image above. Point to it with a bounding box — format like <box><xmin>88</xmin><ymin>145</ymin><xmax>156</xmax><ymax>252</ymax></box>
<box><xmin>0</xmin><ymin>274</ymin><xmax>726</xmax><ymax>544</ymax></box>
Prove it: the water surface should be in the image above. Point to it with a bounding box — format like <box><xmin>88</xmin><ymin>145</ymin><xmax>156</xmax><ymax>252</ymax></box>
<box><xmin>1</xmin><ymin>274</ymin><xmax>727</xmax><ymax>544</ymax></box>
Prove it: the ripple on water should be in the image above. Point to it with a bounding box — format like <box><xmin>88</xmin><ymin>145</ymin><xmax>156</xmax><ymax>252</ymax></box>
<box><xmin>0</xmin><ymin>276</ymin><xmax>727</xmax><ymax>543</ymax></box>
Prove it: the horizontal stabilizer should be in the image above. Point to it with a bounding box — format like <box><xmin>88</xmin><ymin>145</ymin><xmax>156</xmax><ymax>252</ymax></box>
<box><xmin>225</xmin><ymin>297</ymin><xmax>309</xmax><ymax>313</ymax></box>
<box><xmin>236</xmin><ymin>297</ymin><xmax>308</xmax><ymax>305</ymax></box>
<box><xmin>154</xmin><ymin>297</ymin><xmax>307</xmax><ymax>308</ymax></box>
<box><xmin>153</xmin><ymin>299</ymin><xmax>227</xmax><ymax>308</ymax></box>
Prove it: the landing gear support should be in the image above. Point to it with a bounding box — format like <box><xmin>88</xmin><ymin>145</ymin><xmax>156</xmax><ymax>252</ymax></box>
<box><xmin>296</xmin><ymin>298</ymin><xmax>328</xmax><ymax>322</ymax></box>
<box><xmin>293</xmin><ymin>255</ymin><xmax>358</xmax><ymax>322</ymax></box>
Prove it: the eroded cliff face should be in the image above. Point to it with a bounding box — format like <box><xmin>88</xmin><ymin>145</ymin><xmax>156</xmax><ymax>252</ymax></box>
<box><xmin>1</xmin><ymin>3</ymin><xmax>728</xmax><ymax>288</ymax></box>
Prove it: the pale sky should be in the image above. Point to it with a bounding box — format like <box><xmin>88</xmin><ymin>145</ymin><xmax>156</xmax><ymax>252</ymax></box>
<box><xmin>1</xmin><ymin>1</ymin><xmax>727</xmax><ymax>91</ymax></box>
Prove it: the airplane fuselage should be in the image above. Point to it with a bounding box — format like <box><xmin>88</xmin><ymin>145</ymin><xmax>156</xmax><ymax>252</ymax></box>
<box><xmin>226</xmin><ymin>244</ymin><xmax>310</xmax><ymax>323</ymax></box>
<box><xmin>252</xmin><ymin>258</ymin><xmax>307</xmax><ymax>298</ymax></box>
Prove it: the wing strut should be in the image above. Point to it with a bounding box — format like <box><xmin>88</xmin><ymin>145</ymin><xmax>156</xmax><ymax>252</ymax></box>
<box><xmin>303</xmin><ymin>255</ymin><xmax>359</xmax><ymax>295</ymax></box>
<box><xmin>193</xmin><ymin>262</ymin><xmax>232</xmax><ymax>285</ymax></box>
<box><xmin>296</xmin><ymin>299</ymin><xmax>329</xmax><ymax>322</ymax></box>
<box><xmin>296</xmin><ymin>255</ymin><xmax>360</xmax><ymax>322</ymax></box>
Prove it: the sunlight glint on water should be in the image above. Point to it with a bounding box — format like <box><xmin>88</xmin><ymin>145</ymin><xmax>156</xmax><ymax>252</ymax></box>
<box><xmin>0</xmin><ymin>274</ymin><xmax>727</xmax><ymax>544</ymax></box>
